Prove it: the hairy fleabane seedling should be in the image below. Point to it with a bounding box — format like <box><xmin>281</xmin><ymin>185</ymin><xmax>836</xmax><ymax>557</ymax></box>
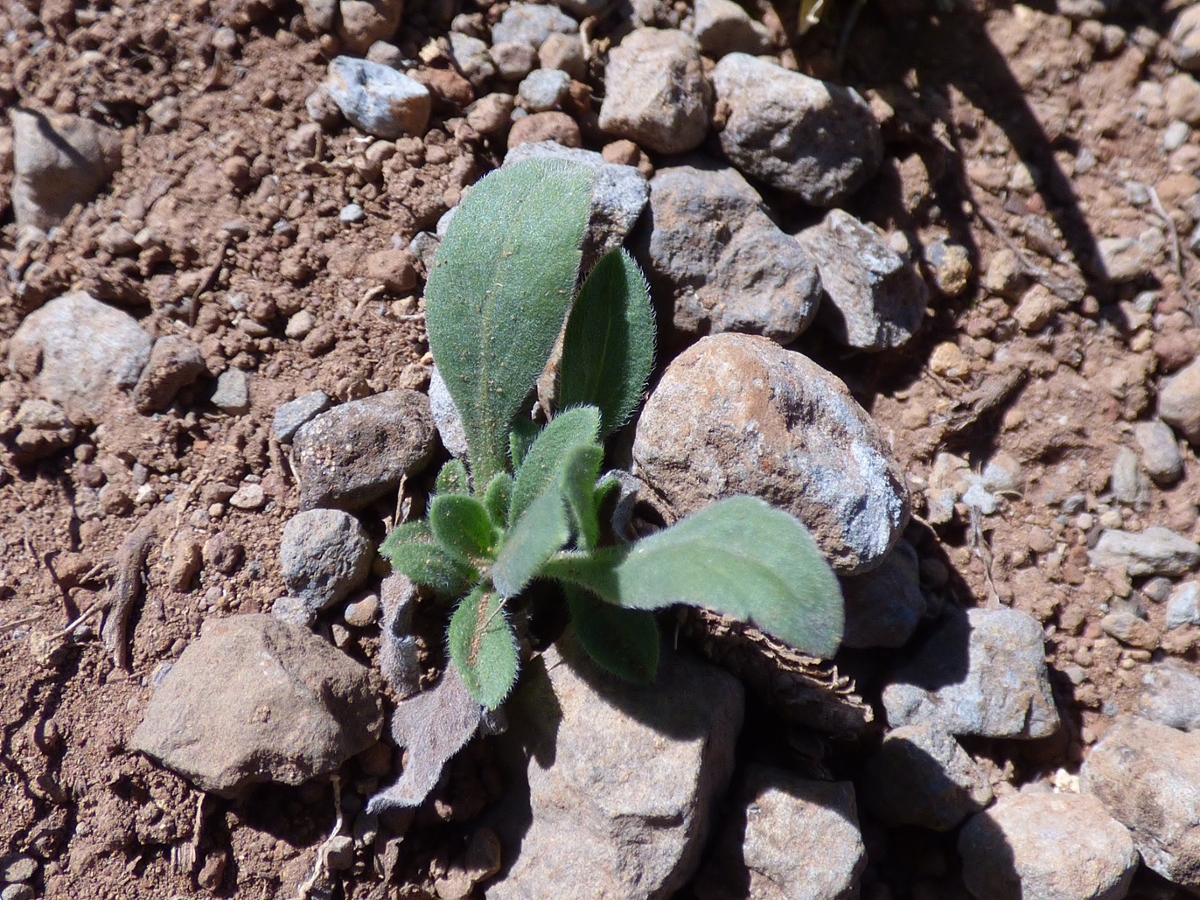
<box><xmin>381</xmin><ymin>157</ymin><xmax>844</xmax><ymax>710</ymax></box>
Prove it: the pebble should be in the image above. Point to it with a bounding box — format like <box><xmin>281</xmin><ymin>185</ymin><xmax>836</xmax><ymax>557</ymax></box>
<box><xmin>6</xmin><ymin>399</ymin><xmax>76</xmax><ymax>463</ymax></box>
<box><xmin>1012</xmin><ymin>283</ymin><xmax>1067</xmax><ymax>332</ymax></box>
<box><xmin>712</xmin><ymin>53</ymin><xmax>882</xmax><ymax>206</ymax></box>
<box><xmin>882</xmin><ymin>606</ymin><xmax>1060</xmax><ymax>739</ymax></box>
<box><xmin>0</xmin><ymin>855</ymin><xmax>38</xmax><ymax>884</ymax></box>
<box><xmin>507</xmin><ymin>111</ymin><xmax>581</xmax><ymax>149</ymax></box>
<box><xmin>1172</xmin><ymin>3</ymin><xmax>1200</xmax><ymax>70</ymax></box>
<box><xmin>538</xmin><ymin>32</ymin><xmax>586</xmax><ymax>80</ymax></box>
<box><xmin>1135</xmin><ymin>420</ymin><xmax>1183</xmax><ymax>484</ymax></box>
<box><xmin>280</xmin><ymin>509</ymin><xmax>374</xmax><ymax>612</ymax></box>
<box><xmin>10</xmin><ymin>109</ymin><xmax>122</xmax><ymax>232</ymax></box>
<box><xmin>694</xmin><ymin>767</ymin><xmax>866</xmax><ymax>900</ymax></box>
<box><xmin>861</xmin><ymin>725</ymin><xmax>993</xmax><ymax>831</ymax></box>
<box><xmin>923</xmin><ymin>239</ymin><xmax>973</xmax><ymax>297</ymax></box>
<box><xmin>633</xmin><ymin>333</ymin><xmax>909</xmax><ymax>575</ymax></box>
<box><xmin>1164</xmin><ymin>119</ymin><xmax>1191</xmax><ymax>151</ymax></box>
<box><xmin>1138</xmin><ymin>662</ymin><xmax>1200</xmax><ymax>730</ymax></box>
<box><xmin>795</xmin><ymin>209</ymin><xmax>929</xmax><ymax>350</ymax></box>
<box><xmin>490</xmin><ymin>40</ymin><xmax>539</xmax><ymax>82</ymax></box>
<box><xmin>202</xmin><ymin>531</ymin><xmax>243</xmax><ymax>575</ymax></box>
<box><xmin>7</xmin><ymin>291</ymin><xmax>152</xmax><ymax>424</ymax></box>
<box><xmin>337</xmin><ymin>0</ymin><xmax>403</xmax><ymax>56</ymax></box>
<box><xmin>209</xmin><ymin>368</ymin><xmax>250</xmax><ymax>414</ymax></box>
<box><xmin>2</xmin><ymin>885</ymin><xmax>34</xmax><ymax>900</ymax></box>
<box><xmin>1099</xmin><ymin>609</ymin><xmax>1160</xmax><ymax>650</ymax></box>
<box><xmin>840</xmin><ymin>539</ymin><xmax>927</xmax><ymax>649</ymax></box>
<box><xmin>271</xmin><ymin>595</ymin><xmax>317</xmax><ymax>629</ymax></box>
<box><xmin>305</xmin><ymin>87</ymin><xmax>343</xmax><ymax>128</ymax></box>
<box><xmin>597</xmin><ymin>28</ymin><xmax>712</xmax><ymax>154</ymax></box>
<box><xmin>1159</xmin><ymin>357</ymin><xmax>1200</xmax><ymax>445</ymax></box>
<box><xmin>325</xmin><ymin>56</ymin><xmax>431</xmax><ymax>140</ymax></box>
<box><xmin>1098</xmin><ymin>231</ymin><xmax>1162</xmax><ymax>282</ymax></box>
<box><xmin>132</xmin><ymin>335</ymin><xmax>206</xmax><ymax>413</ymax></box>
<box><xmin>490</xmin><ymin>3</ymin><xmax>578</xmax><ymax>48</ymax></box>
<box><xmin>130</xmin><ymin>615</ymin><xmax>383</xmax><ymax>796</ymax></box>
<box><xmin>292</xmin><ymin>390</ymin><xmax>436</xmax><ymax>510</ymax></box>
<box><xmin>518</xmin><ymin>68</ymin><xmax>572</xmax><ymax>112</ymax></box>
<box><xmin>958</xmin><ymin>790</ymin><xmax>1137</xmax><ymax>900</ymax></box>
<box><xmin>690</xmin><ymin>0</ymin><xmax>772</xmax><ymax>57</ymax></box>
<box><xmin>641</xmin><ymin>163</ymin><xmax>821</xmax><ymax>344</ymax></box>
<box><xmin>285</xmin><ymin>309</ymin><xmax>316</xmax><ymax>340</ymax></box>
<box><xmin>449</xmin><ymin>33</ymin><xmax>495</xmax><ymax>87</ymax></box>
<box><xmin>339</xmin><ymin>202</ymin><xmax>365</xmax><ymax>223</ymax></box>
<box><xmin>344</xmin><ymin>594</ymin><xmax>381</xmax><ymax>628</ymax></box>
<box><xmin>1166</xmin><ymin>581</ymin><xmax>1200</xmax><ymax>629</ymax></box>
<box><xmin>300</xmin><ymin>0</ymin><xmax>337</xmax><ymax>32</ymax></box>
<box><xmin>1088</xmin><ymin>526</ymin><xmax>1200</xmax><ymax>577</ymax></box>
<box><xmin>228</xmin><ymin>483</ymin><xmax>265</xmax><ymax>510</ymax></box>
<box><xmin>1082</xmin><ymin>714</ymin><xmax>1200</xmax><ymax>889</ymax></box>
<box><xmin>272</xmin><ymin>390</ymin><xmax>333</xmax><ymax>443</ymax></box>
<box><xmin>1109</xmin><ymin>445</ymin><xmax>1148</xmax><ymax>505</ymax></box>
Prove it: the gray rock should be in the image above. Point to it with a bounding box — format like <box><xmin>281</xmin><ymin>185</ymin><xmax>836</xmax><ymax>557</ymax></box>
<box><xmin>882</xmin><ymin>607</ymin><xmax>1060</xmax><ymax>739</ymax></box>
<box><xmin>632</xmin><ymin>333</ymin><xmax>909</xmax><ymax>575</ymax></box>
<box><xmin>491</xmin><ymin>3</ymin><xmax>578</xmax><ymax>48</ymax></box>
<box><xmin>280</xmin><ymin>509</ymin><xmax>373</xmax><ymax>611</ymax></box>
<box><xmin>1135</xmin><ymin>420</ymin><xmax>1183</xmax><ymax>484</ymax></box>
<box><xmin>1082</xmin><ymin>714</ymin><xmax>1200</xmax><ymax>889</ymax></box>
<box><xmin>490</xmin><ymin>41</ymin><xmax>538</xmax><ymax>82</ymax></box>
<box><xmin>1172</xmin><ymin>3</ymin><xmax>1200</xmax><ymax>71</ymax></box>
<box><xmin>300</xmin><ymin>0</ymin><xmax>338</xmax><ymax>31</ymax></box>
<box><xmin>132</xmin><ymin>335</ymin><xmax>206</xmax><ymax>413</ymax></box>
<box><xmin>694</xmin><ymin>766</ymin><xmax>866</xmax><ymax>900</ymax></box>
<box><xmin>449</xmin><ymin>32</ymin><xmax>496</xmax><ymax>87</ymax></box>
<box><xmin>841</xmin><ymin>539</ymin><xmax>926</xmax><ymax>649</ymax></box>
<box><xmin>504</xmin><ymin>141</ymin><xmax>649</xmax><ymax>269</ymax></box>
<box><xmin>691</xmin><ymin>0</ymin><xmax>772</xmax><ymax>57</ymax></box>
<box><xmin>209</xmin><ymin>368</ymin><xmax>249</xmax><ymax>414</ymax></box>
<box><xmin>10</xmin><ymin>108</ymin><xmax>122</xmax><ymax>232</ymax></box>
<box><xmin>271</xmin><ymin>595</ymin><xmax>317</xmax><ymax>629</ymax></box>
<box><xmin>428</xmin><ymin>366</ymin><xmax>468</xmax><ymax>458</ymax></box>
<box><xmin>1088</xmin><ymin>527</ymin><xmax>1200</xmax><ymax>577</ymax></box>
<box><xmin>796</xmin><ymin>209</ymin><xmax>929</xmax><ymax>351</ymax></box>
<box><xmin>7</xmin><ymin>291</ymin><xmax>152</xmax><ymax>424</ymax></box>
<box><xmin>1159</xmin><ymin>358</ymin><xmax>1200</xmax><ymax>445</ymax></box>
<box><xmin>0</xmin><ymin>854</ymin><xmax>39</xmax><ymax>884</ymax></box>
<box><xmin>486</xmin><ymin>637</ymin><xmax>743</xmax><ymax>900</ymax></box>
<box><xmin>597</xmin><ymin>28</ymin><xmax>712</xmax><ymax>154</ymax></box>
<box><xmin>538</xmin><ymin>32</ymin><xmax>586</xmax><ymax>80</ymax></box>
<box><xmin>337</xmin><ymin>0</ymin><xmax>403</xmax><ymax>56</ymax></box>
<box><xmin>1098</xmin><ymin>232</ymin><xmax>1161</xmax><ymax>282</ymax></box>
<box><xmin>6</xmin><ymin>399</ymin><xmax>76</xmax><ymax>463</ymax></box>
<box><xmin>272</xmin><ymin>390</ymin><xmax>333</xmax><ymax>443</ymax></box>
<box><xmin>130</xmin><ymin>614</ymin><xmax>383</xmax><ymax>796</ymax></box>
<box><xmin>1138</xmin><ymin>663</ymin><xmax>1200</xmax><ymax>731</ymax></box>
<box><xmin>339</xmin><ymin>202</ymin><xmax>365</xmax><ymax>223</ymax></box>
<box><xmin>293</xmin><ymin>390</ymin><xmax>436</xmax><ymax>510</ymax></box>
<box><xmin>518</xmin><ymin>68</ymin><xmax>571</xmax><ymax>112</ymax></box>
<box><xmin>1</xmin><ymin>885</ymin><xmax>34</xmax><ymax>900</ymax></box>
<box><xmin>1110</xmin><ymin>445</ymin><xmax>1148</xmax><ymax>504</ymax></box>
<box><xmin>325</xmin><ymin>56</ymin><xmax>431</xmax><ymax>139</ymax></box>
<box><xmin>958</xmin><ymin>790</ymin><xmax>1137</xmax><ymax>900</ymax></box>
<box><xmin>640</xmin><ymin>162</ymin><xmax>821</xmax><ymax>344</ymax></box>
<box><xmin>712</xmin><ymin>54</ymin><xmax>883</xmax><ymax>206</ymax></box>
<box><xmin>862</xmin><ymin>724</ymin><xmax>992</xmax><ymax>832</ymax></box>
<box><xmin>1166</xmin><ymin>581</ymin><xmax>1200</xmax><ymax>629</ymax></box>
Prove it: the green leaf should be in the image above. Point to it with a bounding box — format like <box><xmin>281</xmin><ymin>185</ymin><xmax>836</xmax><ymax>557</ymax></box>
<box><xmin>561</xmin><ymin>443</ymin><xmax>604</xmax><ymax>551</ymax></box>
<box><xmin>380</xmin><ymin>519</ymin><xmax>434</xmax><ymax>559</ymax></box>
<box><xmin>448</xmin><ymin>585</ymin><xmax>519</xmax><ymax>710</ymax></box>
<box><xmin>542</xmin><ymin>497</ymin><xmax>844</xmax><ymax>658</ymax></box>
<box><xmin>424</xmin><ymin>158</ymin><xmax>595</xmax><ymax>488</ymax></box>
<box><xmin>430</xmin><ymin>495</ymin><xmax>498</xmax><ymax>564</ymax></box>
<box><xmin>436</xmin><ymin>458</ymin><xmax>470</xmax><ymax>496</ymax></box>
<box><xmin>565</xmin><ymin>586</ymin><xmax>659</xmax><ymax>683</ymax></box>
<box><xmin>483</xmin><ymin>472</ymin><xmax>513</xmax><ymax>529</ymax></box>
<box><xmin>558</xmin><ymin>248</ymin><xmax>655</xmax><ymax>439</ymax></box>
<box><xmin>509</xmin><ymin>406</ymin><xmax>601</xmax><ymax>526</ymax></box>
<box><xmin>382</xmin><ymin>528</ymin><xmax>477</xmax><ymax>596</ymax></box>
<box><xmin>509</xmin><ymin>416</ymin><xmax>540</xmax><ymax>471</ymax></box>
<box><xmin>492</xmin><ymin>487</ymin><xmax>570</xmax><ymax>598</ymax></box>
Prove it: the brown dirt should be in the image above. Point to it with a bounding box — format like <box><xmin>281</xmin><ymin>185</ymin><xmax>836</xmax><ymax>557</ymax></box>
<box><xmin>1</xmin><ymin>0</ymin><xmax>1198</xmax><ymax>896</ymax></box>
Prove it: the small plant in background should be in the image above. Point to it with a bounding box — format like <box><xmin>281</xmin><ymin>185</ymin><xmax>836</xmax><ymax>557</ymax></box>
<box><xmin>381</xmin><ymin>157</ymin><xmax>845</xmax><ymax>710</ymax></box>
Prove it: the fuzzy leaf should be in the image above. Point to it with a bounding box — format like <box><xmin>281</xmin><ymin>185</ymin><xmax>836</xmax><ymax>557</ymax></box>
<box><xmin>424</xmin><ymin>159</ymin><xmax>595</xmax><ymax>488</ymax></box>
<box><xmin>565</xmin><ymin>586</ymin><xmax>659</xmax><ymax>683</ymax></box>
<box><xmin>380</xmin><ymin>519</ymin><xmax>434</xmax><ymax>558</ymax></box>
<box><xmin>543</xmin><ymin>496</ymin><xmax>844</xmax><ymax>658</ymax></box>
<box><xmin>558</xmin><ymin>248</ymin><xmax>655</xmax><ymax>438</ymax></box>
<box><xmin>430</xmin><ymin>494</ymin><xmax>498</xmax><ymax>564</ymax></box>
<box><xmin>509</xmin><ymin>416</ymin><xmax>540</xmax><ymax>471</ymax></box>
<box><xmin>561</xmin><ymin>443</ymin><xmax>604</xmax><ymax>551</ymax></box>
<box><xmin>492</xmin><ymin>487</ymin><xmax>570</xmax><ymax>598</ymax></box>
<box><xmin>483</xmin><ymin>472</ymin><xmax>513</xmax><ymax>529</ymax></box>
<box><xmin>436</xmin><ymin>458</ymin><xmax>470</xmax><ymax>496</ymax></box>
<box><xmin>509</xmin><ymin>406</ymin><xmax>601</xmax><ymax>525</ymax></box>
<box><xmin>383</xmin><ymin>535</ymin><xmax>476</xmax><ymax>596</ymax></box>
<box><xmin>448</xmin><ymin>585</ymin><xmax>519</xmax><ymax>709</ymax></box>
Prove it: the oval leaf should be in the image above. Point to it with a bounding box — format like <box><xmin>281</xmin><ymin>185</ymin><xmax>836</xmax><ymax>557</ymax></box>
<box><xmin>492</xmin><ymin>487</ymin><xmax>570</xmax><ymax>598</ymax></box>
<box><xmin>483</xmin><ymin>471</ymin><xmax>514</xmax><ymax>529</ymax></box>
<box><xmin>509</xmin><ymin>406</ymin><xmax>601</xmax><ymax>525</ymax></box>
<box><xmin>430</xmin><ymin>494</ymin><xmax>499</xmax><ymax>564</ymax></box>
<box><xmin>448</xmin><ymin>586</ymin><xmax>519</xmax><ymax>710</ymax></box>
<box><xmin>565</xmin><ymin>586</ymin><xmax>659</xmax><ymax>683</ymax></box>
<box><xmin>436</xmin><ymin>458</ymin><xmax>470</xmax><ymax>496</ymax></box>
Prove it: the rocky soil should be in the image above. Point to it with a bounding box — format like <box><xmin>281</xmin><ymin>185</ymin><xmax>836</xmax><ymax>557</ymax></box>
<box><xmin>4</xmin><ymin>0</ymin><xmax>1200</xmax><ymax>897</ymax></box>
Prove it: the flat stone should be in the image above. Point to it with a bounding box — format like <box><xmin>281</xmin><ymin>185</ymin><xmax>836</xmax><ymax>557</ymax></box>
<box><xmin>292</xmin><ymin>390</ymin><xmax>436</xmax><ymax>510</ymax></box>
<box><xmin>712</xmin><ymin>54</ymin><xmax>882</xmax><ymax>206</ymax></box>
<box><xmin>8</xmin><ymin>291</ymin><xmax>152</xmax><ymax>424</ymax></box>
<box><xmin>131</xmin><ymin>614</ymin><xmax>383</xmax><ymax>796</ymax></box>
<box><xmin>861</xmin><ymin>724</ymin><xmax>992</xmax><ymax>832</ymax></box>
<box><xmin>632</xmin><ymin>333</ymin><xmax>909</xmax><ymax>575</ymax></box>
<box><xmin>1082</xmin><ymin>714</ymin><xmax>1200</xmax><ymax>889</ymax></box>
<box><xmin>132</xmin><ymin>335</ymin><xmax>206</xmax><ymax>413</ymax></box>
<box><xmin>1159</xmin><ymin>358</ymin><xmax>1200</xmax><ymax>445</ymax></box>
<box><xmin>691</xmin><ymin>0</ymin><xmax>772</xmax><ymax>57</ymax></box>
<box><xmin>272</xmin><ymin>390</ymin><xmax>333</xmax><ymax>443</ymax></box>
<box><xmin>1088</xmin><ymin>527</ymin><xmax>1200</xmax><ymax>577</ymax></box>
<box><xmin>882</xmin><ymin>606</ymin><xmax>1060</xmax><ymax>739</ymax></box>
<box><xmin>485</xmin><ymin>636</ymin><xmax>743</xmax><ymax>900</ymax></box>
<box><xmin>491</xmin><ymin>3</ymin><xmax>578</xmax><ymax>47</ymax></box>
<box><xmin>640</xmin><ymin>162</ymin><xmax>821</xmax><ymax>344</ymax></box>
<box><xmin>518</xmin><ymin>68</ymin><xmax>571</xmax><ymax>112</ymax></box>
<box><xmin>280</xmin><ymin>509</ymin><xmax>374</xmax><ymax>611</ymax></box>
<box><xmin>0</xmin><ymin>855</ymin><xmax>38</xmax><ymax>884</ymax></box>
<box><xmin>209</xmin><ymin>368</ymin><xmax>250</xmax><ymax>414</ymax></box>
<box><xmin>228</xmin><ymin>483</ymin><xmax>265</xmax><ymax>510</ymax></box>
<box><xmin>1166</xmin><ymin>581</ymin><xmax>1200</xmax><ymax>629</ymax></box>
<box><xmin>325</xmin><ymin>56</ymin><xmax>431</xmax><ymax>139</ymax></box>
<box><xmin>1138</xmin><ymin>662</ymin><xmax>1200</xmax><ymax>731</ymax></box>
<box><xmin>840</xmin><ymin>539</ymin><xmax>927</xmax><ymax>649</ymax></box>
<box><xmin>958</xmin><ymin>790</ymin><xmax>1137</xmax><ymax>900</ymax></box>
<box><xmin>796</xmin><ymin>209</ymin><xmax>929</xmax><ymax>350</ymax></box>
<box><xmin>428</xmin><ymin>366</ymin><xmax>468</xmax><ymax>459</ymax></box>
<box><xmin>693</xmin><ymin>766</ymin><xmax>866</xmax><ymax>900</ymax></box>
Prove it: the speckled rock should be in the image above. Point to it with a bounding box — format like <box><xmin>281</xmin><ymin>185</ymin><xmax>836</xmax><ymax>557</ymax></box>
<box><xmin>958</xmin><ymin>790</ymin><xmax>1137</xmax><ymax>900</ymax></box>
<box><xmin>491</xmin><ymin>2</ymin><xmax>577</xmax><ymax>47</ymax></box>
<box><xmin>795</xmin><ymin>209</ymin><xmax>929</xmax><ymax>350</ymax></box>
<box><xmin>292</xmin><ymin>390</ymin><xmax>436</xmax><ymax>510</ymax></box>
<box><xmin>597</xmin><ymin>28</ymin><xmax>712</xmax><ymax>154</ymax></box>
<box><xmin>1138</xmin><ymin>663</ymin><xmax>1200</xmax><ymax>731</ymax></box>
<box><xmin>640</xmin><ymin>162</ymin><xmax>821</xmax><ymax>344</ymax></box>
<box><xmin>325</xmin><ymin>56</ymin><xmax>431</xmax><ymax>139</ymax></box>
<box><xmin>712</xmin><ymin>53</ymin><xmax>883</xmax><ymax>206</ymax></box>
<box><xmin>1159</xmin><ymin>358</ymin><xmax>1200</xmax><ymax>445</ymax></box>
<box><xmin>131</xmin><ymin>614</ymin><xmax>383</xmax><ymax>796</ymax></box>
<box><xmin>1088</xmin><ymin>527</ymin><xmax>1200</xmax><ymax>577</ymax></box>
<box><xmin>632</xmin><ymin>333</ymin><xmax>909</xmax><ymax>575</ymax></box>
<box><xmin>694</xmin><ymin>766</ymin><xmax>866</xmax><ymax>900</ymax></box>
<box><xmin>280</xmin><ymin>509</ymin><xmax>374</xmax><ymax>611</ymax></box>
<box><xmin>840</xmin><ymin>539</ymin><xmax>927</xmax><ymax>649</ymax></box>
<box><xmin>882</xmin><ymin>606</ymin><xmax>1060</xmax><ymax>739</ymax></box>
<box><xmin>1167</xmin><ymin>581</ymin><xmax>1200</xmax><ymax>629</ymax></box>
<box><xmin>272</xmin><ymin>390</ymin><xmax>333</xmax><ymax>443</ymax></box>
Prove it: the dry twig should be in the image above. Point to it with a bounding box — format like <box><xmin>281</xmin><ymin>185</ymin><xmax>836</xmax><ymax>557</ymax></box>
<box><xmin>100</xmin><ymin>523</ymin><xmax>156</xmax><ymax>669</ymax></box>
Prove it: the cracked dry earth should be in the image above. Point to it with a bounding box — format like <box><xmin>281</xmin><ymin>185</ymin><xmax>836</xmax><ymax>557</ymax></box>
<box><xmin>3</xmin><ymin>0</ymin><xmax>1200</xmax><ymax>897</ymax></box>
